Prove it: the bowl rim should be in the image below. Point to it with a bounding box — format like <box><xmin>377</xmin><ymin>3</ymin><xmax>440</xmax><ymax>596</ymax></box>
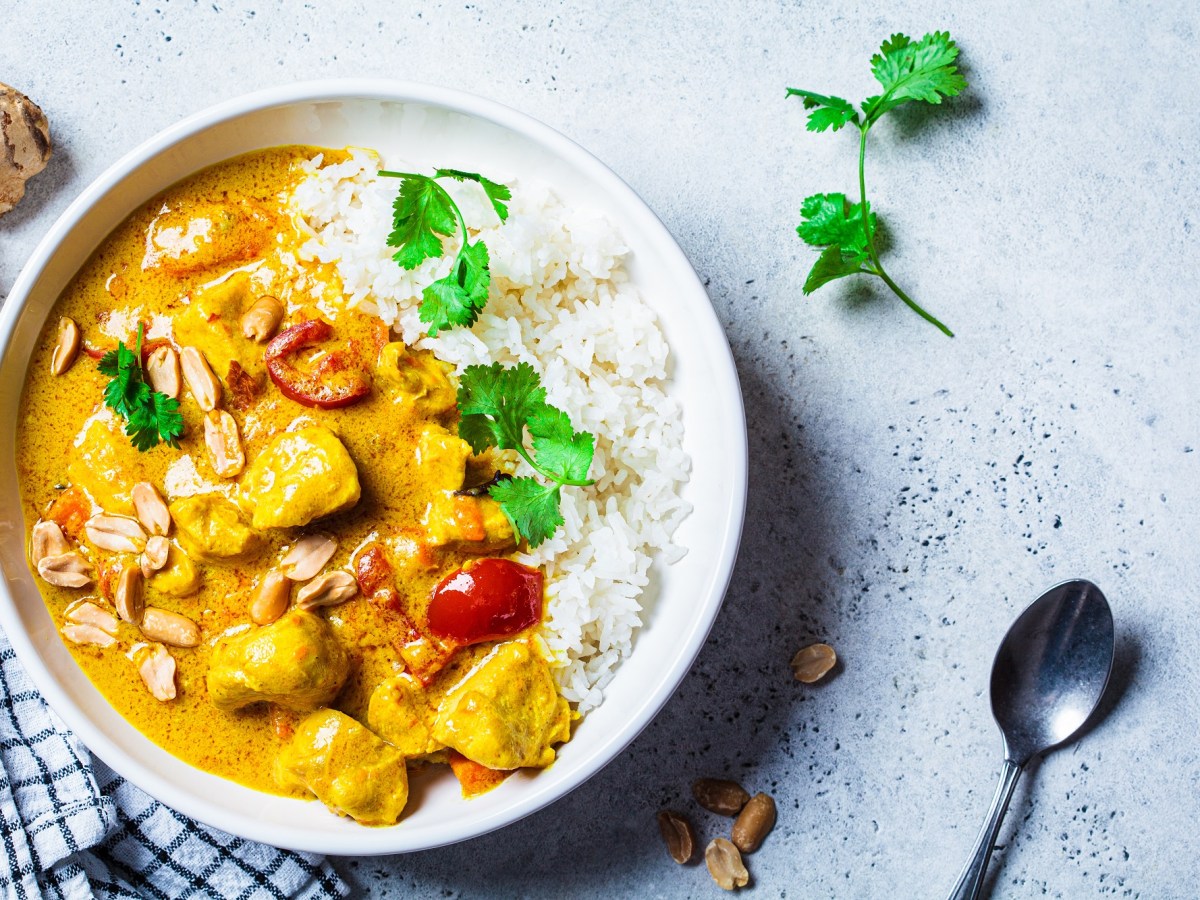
<box><xmin>0</xmin><ymin>78</ymin><xmax>747</xmax><ymax>854</ymax></box>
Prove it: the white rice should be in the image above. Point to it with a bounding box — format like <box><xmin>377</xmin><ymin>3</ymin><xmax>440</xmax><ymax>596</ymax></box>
<box><xmin>288</xmin><ymin>150</ymin><xmax>691</xmax><ymax>712</ymax></box>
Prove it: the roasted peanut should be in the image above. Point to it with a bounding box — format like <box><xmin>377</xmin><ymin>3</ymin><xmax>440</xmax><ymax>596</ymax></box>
<box><xmin>791</xmin><ymin>642</ymin><xmax>837</xmax><ymax>684</ymax></box>
<box><xmin>37</xmin><ymin>552</ymin><xmax>92</xmax><ymax>588</ymax></box>
<box><xmin>704</xmin><ymin>838</ymin><xmax>749</xmax><ymax>891</ymax></box>
<box><xmin>280</xmin><ymin>534</ymin><xmax>337</xmax><ymax>582</ymax></box>
<box><xmin>140</xmin><ymin>535</ymin><xmax>171</xmax><ymax>576</ymax></box>
<box><xmin>731</xmin><ymin>793</ymin><xmax>776</xmax><ymax>854</ymax></box>
<box><xmin>30</xmin><ymin>519</ymin><xmax>70</xmax><ymax>566</ymax></box>
<box><xmin>135</xmin><ymin>643</ymin><xmax>177</xmax><ymax>701</ymax></box>
<box><xmin>66</xmin><ymin>600</ymin><xmax>118</xmax><ymax>636</ymax></box>
<box><xmin>51</xmin><ymin>316</ymin><xmax>80</xmax><ymax>376</ymax></box>
<box><xmin>140</xmin><ymin>607</ymin><xmax>200</xmax><ymax>648</ymax></box>
<box><xmin>692</xmin><ymin>778</ymin><xmax>751</xmax><ymax>817</ymax></box>
<box><xmin>204</xmin><ymin>409</ymin><xmax>245</xmax><ymax>478</ymax></box>
<box><xmin>240</xmin><ymin>294</ymin><xmax>284</xmax><ymax>342</ymax></box>
<box><xmin>656</xmin><ymin>810</ymin><xmax>695</xmax><ymax>864</ymax></box>
<box><xmin>146</xmin><ymin>345</ymin><xmax>182</xmax><ymax>399</ymax></box>
<box><xmin>180</xmin><ymin>346</ymin><xmax>220</xmax><ymax>411</ymax></box>
<box><xmin>250</xmin><ymin>570</ymin><xmax>290</xmax><ymax>625</ymax></box>
<box><xmin>62</xmin><ymin>623</ymin><xmax>117</xmax><ymax>648</ymax></box>
<box><xmin>295</xmin><ymin>570</ymin><xmax>358</xmax><ymax>610</ymax></box>
<box><xmin>114</xmin><ymin>564</ymin><xmax>144</xmax><ymax>625</ymax></box>
<box><xmin>132</xmin><ymin>482</ymin><xmax>171</xmax><ymax>536</ymax></box>
<box><xmin>84</xmin><ymin>514</ymin><xmax>147</xmax><ymax>554</ymax></box>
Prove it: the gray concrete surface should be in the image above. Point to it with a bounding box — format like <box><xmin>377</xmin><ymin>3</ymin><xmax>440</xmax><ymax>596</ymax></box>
<box><xmin>2</xmin><ymin>1</ymin><xmax>1197</xmax><ymax>896</ymax></box>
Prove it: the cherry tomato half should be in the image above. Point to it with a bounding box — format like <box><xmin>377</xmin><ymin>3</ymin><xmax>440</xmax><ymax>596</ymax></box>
<box><xmin>427</xmin><ymin>558</ymin><xmax>544</xmax><ymax>646</ymax></box>
<box><xmin>265</xmin><ymin>319</ymin><xmax>371</xmax><ymax>409</ymax></box>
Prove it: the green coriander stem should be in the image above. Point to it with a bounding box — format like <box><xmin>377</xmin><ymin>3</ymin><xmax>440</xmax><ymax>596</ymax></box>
<box><xmin>856</xmin><ymin>125</ymin><xmax>955</xmax><ymax>338</ymax></box>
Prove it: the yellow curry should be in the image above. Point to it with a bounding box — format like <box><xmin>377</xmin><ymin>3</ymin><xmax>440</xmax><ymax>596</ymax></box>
<box><xmin>17</xmin><ymin>146</ymin><xmax>572</xmax><ymax>826</ymax></box>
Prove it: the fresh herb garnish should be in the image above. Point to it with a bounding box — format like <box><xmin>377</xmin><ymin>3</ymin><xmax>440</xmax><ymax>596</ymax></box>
<box><xmin>97</xmin><ymin>324</ymin><xmax>184</xmax><ymax>451</ymax></box>
<box><xmin>380</xmin><ymin>168</ymin><xmax>511</xmax><ymax>336</ymax></box>
<box><xmin>456</xmin><ymin>362</ymin><xmax>595</xmax><ymax>548</ymax></box>
<box><xmin>788</xmin><ymin>31</ymin><xmax>967</xmax><ymax>337</ymax></box>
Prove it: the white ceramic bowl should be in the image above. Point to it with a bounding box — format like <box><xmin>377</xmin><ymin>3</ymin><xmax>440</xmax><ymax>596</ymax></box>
<box><xmin>0</xmin><ymin>81</ymin><xmax>746</xmax><ymax>854</ymax></box>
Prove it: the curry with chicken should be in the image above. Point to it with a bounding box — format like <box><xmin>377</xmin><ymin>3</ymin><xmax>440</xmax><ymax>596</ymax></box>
<box><xmin>17</xmin><ymin>146</ymin><xmax>572</xmax><ymax>826</ymax></box>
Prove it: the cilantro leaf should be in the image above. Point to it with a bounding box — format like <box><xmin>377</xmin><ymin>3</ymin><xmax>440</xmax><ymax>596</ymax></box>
<box><xmin>785</xmin><ymin>89</ymin><xmax>859</xmax><ymax>132</ymax></box>
<box><xmin>457</xmin><ymin>362</ymin><xmax>546</xmax><ymax>452</ymax></box>
<box><xmin>862</xmin><ymin>31</ymin><xmax>967</xmax><ymax>123</ymax></box>
<box><xmin>387</xmin><ymin>175</ymin><xmax>456</xmax><ymax>269</ymax></box>
<box><xmin>434</xmin><ymin>168</ymin><xmax>512</xmax><ymax>222</ymax></box>
<box><xmin>420</xmin><ymin>240</ymin><xmax>492</xmax><ymax>335</ymax></box>
<box><xmin>527</xmin><ymin>404</ymin><xmax>594</xmax><ymax>484</ymax></box>
<box><xmin>797</xmin><ymin>193</ymin><xmax>874</xmax><ymax>251</ymax></box>
<box><xmin>98</xmin><ymin>325</ymin><xmax>185</xmax><ymax>450</ymax></box>
<box><xmin>803</xmin><ymin>244</ymin><xmax>870</xmax><ymax>294</ymax></box>
<box><xmin>489</xmin><ymin>476</ymin><xmax>563</xmax><ymax>549</ymax></box>
<box><xmin>125</xmin><ymin>391</ymin><xmax>183</xmax><ymax>451</ymax></box>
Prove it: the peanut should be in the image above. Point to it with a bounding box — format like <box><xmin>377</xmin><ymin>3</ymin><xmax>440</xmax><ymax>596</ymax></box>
<box><xmin>791</xmin><ymin>642</ymin><xmax>837</xmax><ymax>684</ymax></box>
<box><xmin>280</xmin><ymin>534</ymin><xmax>337</xmax><ymax>582</ymax></box>
<box><xmin>30</xmin><ymin>519</ymin><xmax>70</xmax><ymax>566</ymax></box>
<box><xmin>295</xmin><ymin>570</ymin><xmax>358</xmax><ymax>610</ymax></box>
<box><xmin>132</xmin><ymin>482</ymin><xmax>171</xmax><ymax>536</ymax></box>
<box><xmin>731</xmin><ymin>793</ymin><xmax>776</xmax><ymax>854</ymax></box>
<box><xmin>140</xmin><ymin>535</ymin><xmax>171</xmax><ymax>576</ymax></box>
<box><xmin>135</xmin><ymin>643</ymin><xmax>177</xmax><ymax>701</ymax></box>
<box><xmin>204</xmin><ymin>409</ymin><xmax>245</xmax><ymax>478</ymax></box>
<box><xmin>66</xmin><ymin>600</ymin><xmax>118</xmax><ymax>636</ymax></box>
<box><xmin>704</xmin><ymin>838</ymin><xmax>749</xmax><ymax>891</ymax></box>
<box><xmin>250</xmin><ymin>570</ymin><xmax>290</xmax><ymax>625</ymax></box>
<box><xmin>656</xmin><ymin>810</ymin><xmax>695</xmax><ymax>864</ymax></box>
<box><xmin>692</xmin><ymin>778</ymin><xmax>750</xmax><ymax>817</ymax></box>
<box><xmin>51</xmin><ymin>316</ymin><xmax>80</xmax><ymax>376</ymax></box>
<box><xmin>240</xmin><ymin>294</ymin><xmax>284</xmax><ymax>342</ymax></box>
<box><xmin>114</xmin><ymin>564</ymin><xmax>144</xmax><ymax>625</ymax></box>
<box><xmin>146</xmin><ymin>346</ymin><xmax>182</xmax><ymax>399</ymax></box>
<box><xmin>84</xmin><ymin>514</ymin><xmax>147</xmax><ymax>554</ymax></box>
<box><xmin>37</xmin><ymin>552</ymin><xmax>92</xmax><ymax>588</ymax></box>
<box><xmin>140</xmin><ymin>607</ymin><xmax>200</xmax><ymax>648</ymax></box>
<box><xmin>62</xmin><ymin>623</ymin><xmax>117</xmax><ymax>648</ymax></box>
<box><xmin>180</xmin><ymin>346</ymin><xmax>220</xmax><ymax>411</ymax></box>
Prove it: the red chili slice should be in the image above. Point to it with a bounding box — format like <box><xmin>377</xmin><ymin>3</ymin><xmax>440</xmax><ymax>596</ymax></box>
<box><xmin>427</xmin><ymin>558</ymin><xmax>544</xmax><ymax>646</ymax></box>
<box><xmin>264</xmin><ymin>319</ymin><xmax>370</xmax><ymax>409</ymax></box>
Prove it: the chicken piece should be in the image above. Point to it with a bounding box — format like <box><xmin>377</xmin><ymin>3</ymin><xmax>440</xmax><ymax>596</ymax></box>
<box><xmin>147</xmin><ymin>542</ymin><xmax>202</xmax><ymax>596</ymax></box>
<box><xmin>431</xmin><ymin>641</ymin><xmax>571</xmax><ymax>770</ymax></box>
<box><xmin>0</xmin><ymin>83</ymin><xmax>51</xmax><ymax>217</ymax></box>
<box><xmin>414</xmin><ymin>425</ymin><xmax>471</xmax><ymax>491</ymax></box>
<box><xmin>67</xmin><ymin>413</ymin><xmax>153</xmax><ymax>516</ymax></box>
<box><xmin>169</xmin><ymin>494</ymin><xmax>262</xmax><ymax>560</ymax></box>
<box><xmin>366</xmin><ymin>673</ymin><xmax>442</xmax><ymax>757</ymax></box>
<box><xmin>173</xmin><ymin>272</ymin><xmax>267</xmax><ymax>382</ymax></box>
<box><xmin>207</xmin><ymin>610</ymin><xmax>349</xmax><ymax>712</ymax></box>
<box><xmin>240</xmin><ymin>425</ymin><xmax>361</xmax><ymax>529</ymax></box>
<box><xmin>376</xmin><ymin>343</ymin><xmax>456</xmax><ymax>417</ymax></box>
<box><xmin>275</xmin><ymin>709</ymin><xmax>409</xmax><ymax>827</ymax></box>
<box><xmin>422</xmin><ymin>493</ymin><xmax>515</xmax><ymax>552</ymax></box>
<box><xmin>143</xmin><ymin>198</ymin><xmax>273</xmax><ymax>275</ymax></box>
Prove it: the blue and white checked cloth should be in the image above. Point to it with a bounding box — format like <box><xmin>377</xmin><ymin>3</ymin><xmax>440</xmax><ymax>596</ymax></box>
<box><xmin>0</xmin><ymin>627</ymin><xmax>348</xmax><ymax>900</ymax></box>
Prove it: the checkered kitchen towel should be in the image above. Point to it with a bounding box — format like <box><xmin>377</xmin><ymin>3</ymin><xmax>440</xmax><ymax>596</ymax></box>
<box><xmin>0</xmin><ymin>628</ymin><xmax>348</xmax><ymax>900</ymax></box>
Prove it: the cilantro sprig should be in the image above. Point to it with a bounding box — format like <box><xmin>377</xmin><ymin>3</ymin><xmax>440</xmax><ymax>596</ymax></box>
<box><xmin>788</xmin><ymin>31</ymin><xmax>967</xmax><ymax>337</ymax></box>
<box><xmin>381</xmin><ymin>168</ymin><xmax>511</xmax><ymax>336</ymax></box>
<box><xmin>456</xmin><ymin>362</ymin><xmax>595</xmax><ymax>548</ymax></box>
<box><xmin>97</xmin><ymin>324</ymin><xmax>184</xmax><ymax>451</ymax></box>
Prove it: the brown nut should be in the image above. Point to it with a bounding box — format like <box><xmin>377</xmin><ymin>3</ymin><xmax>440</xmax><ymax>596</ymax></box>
<box><xmin>30</xmin><ymin>519</ymin><xmax>71</xmax><ymax>566</ymax></box>
<box><xmin>280</xmin><ymin>534</ymin><xmax>337</xmax><ymax>582</ymax></box>
<box><xmin>692</xmin><ymin>778</ymin><xmax>751</xmax><ymax>817</ymax></box>
<box><xmin>704</xmin><ymin>838</ymin><xmax>749</xmax><ymax>891</ymax></box>
<box><xmin>250</xmin><ymin>570</ymin><xmax>291</xmax><ymax>625</ymax></box>
<box><xmin>84</xmin><ymin>514</ymin><xmax>147</xmax><ymax>554</ymax></box>
<box><xmin>61</xmin><ymin>622</ymin><xmax>116</xmax><ymax>648</ymax></box>
<box><xmin>240</xmin><ymin>295</ymin><xmax>284</xmax><ymax>342</ymax></box>
<box><xmin>791</xmin><ymin>642</ymin><xmax>837</xmax><ymax>684</ymax></box>
<box><xmin>0</xmin><ymin>83</ymin><xmax>52</xmax><ymax>217</ymax></box>
<box><xmin>731</xmin><ymin>792</ymin><xmax>776</xmax><ymax>854</ymax></box>
<box><xmin>114</xmin><ymin>564</ymin><xmax>145</xmax><ymax>625</ymax></box>
<box><xmin>37</xmin><ymin>552</ymin><xmax>93</xmax><ymax>588</ymax></box>
<box><xmin>65</xmin><ymin>600</ymin><xmax>118</xmax><ymax>636</ymax></box>
<box><xmin>140</xmin><ymin>607</ymin><xmax>200</xmax><ymax>648</ymax></box>
<box><xmin>203</xmin><ymin>409</ymin><xmax>245</xmax><ymax>478</ymax></box>
<box><xmin>180</xmin><ymin>346</ymin><xmax>221</xmax><ymax>411</ymax></box>
<box><xmin>132</xmin><ymin>482</ymin><xmax>171</xmax><ymax>536</ymax></box>
<box><xmin>135</xmin><ymin>642</ymin><xmax>177</xmax><ymax>701</ymax></box>
<box><xmin>51</xmin><ymin>317</ymin><xmax>80</xmax><ymax>376</ymax></box>
<box><xmin>146</xmin><ymin>346</ymin><xmax>182</xmax><ymax>399</ymax></box>
<box><xmin>656</xmin><ymin>810</ymin><xmax>695</xmax><ymax>864</ymax></box>
<box><xmin>295</xmin><ymin>570</ymin><xmax>358</xmax><ymax>611</ymax></box>
<box><xmin>140</xmin><ymin>535</ymin><xmax>171</xmax><ymax>576</ymax></box>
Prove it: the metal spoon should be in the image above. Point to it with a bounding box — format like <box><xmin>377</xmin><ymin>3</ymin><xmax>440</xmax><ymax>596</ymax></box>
<box><xmin>947</xmin><ymin>579</ymin><xmax>1114</xmax><ymax>900</ymax></box>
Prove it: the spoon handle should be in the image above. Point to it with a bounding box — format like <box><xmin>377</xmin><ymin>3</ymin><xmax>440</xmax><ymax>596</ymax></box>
<box><xmin>946</xmin><ymin>759</ymin><xmax>1024</xmax><ymax>900</ymax></box>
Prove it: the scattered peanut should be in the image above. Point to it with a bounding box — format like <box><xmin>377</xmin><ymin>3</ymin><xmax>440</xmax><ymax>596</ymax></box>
<box><xmin>731</xmin><ymin>792</ymin><xmax>777</xmax><ymax>854</ymax></box>
<box><xmin>180</xmin><ymin>346</ymin><xmax>220</xmax><ymax>411</ymax></box>
<box><xmin>140</xmin><ymin>535</ymin><xmax>171</xmax><ymax>576</ymax></box>
<box><xmin>65</xmin><ymin>600</ymin><xmax>118</xmax><ymax>636</ymax></box>
<box><xmin>656</xmin><ymin>809</ymin><xmax>695</xmax><ymax>864</ymax></box>
<box><xmin>250</xmin><ymin>570</ymin><xmax>290</xmax><ymax>625</ymax></box>
<box><xmin>114</xmin><ymin>564</ymin><xmax>144</xmax><ymax>625</ymax></box>
<box><xmin>62</xmin><ymin>623</ymin><xmax>117</xmax><ymax>648</ymax></box>
<box><xmin>280</xmin><ymin>534</ymin><xmax>337</xmax><ymax>582</ymax></box>
<box><xmin>146</xmin><ymin>345</ymin><xmax>182</xmax><ymax>399</ymax></box>
<box><xmin>240</xmin><ymin>294</ymin><xmax>284</xmax><ymax>342</ymax></box>
<box><xmin>140</xmin><ymin>607</ymin><xmax>200</xmax><ymax>648</ymax></box>
<box><xmin>791</xmin><ymin>642</ymin><xmax>837</xmax><ymax>684</ymax></box>
<box><xmin>295</xmin><ymin>570</ymin><xmax>358</xmax><ymax>610</ymax></box>
<box><xmin>692</xmin><ymin>778</ymin><xmax>751</xmax><ymax>817</ymax></box>
<box><xmin>37</xmin><ymin>552</ymin><xmax>92</xmax><ymax>588</ymax></box>
<box><xmin>30</xmin><ymin>519</ymin><xmax>70</xmax><ymax>566</ymax></box>
<box><xmin>204</xmin><ymin>409</ymin><xmax>245</xmax><ymax>477</ymax></box>
<box><xmin>84</xmin><ymin>514</ymin><xmax>147</xmax><ymax>554</ymax></box>
<box><xmin>135</xmin><ymin>643</ymin><xmax>177</xmax><ymax>701</ymax></box>
<box><xmin>132</xmin><ymin>482</ymin><xmax>171</xmax><ymax>536</ymax></box>
<box><xmin>705</xmin><ymin>838</ymin><xmax>749</xmax><ymax>891</ymax></box>
<box><xmin>50</xmin><ymin>317</ymin><xmax>80</xmax><ymax>376</ymax></box>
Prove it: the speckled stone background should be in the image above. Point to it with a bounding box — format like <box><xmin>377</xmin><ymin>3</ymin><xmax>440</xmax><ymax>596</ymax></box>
<box><xmin>2</xmin><ymin>1</ymin><xmax>1197</xmax><ymax>897</ymax></box>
